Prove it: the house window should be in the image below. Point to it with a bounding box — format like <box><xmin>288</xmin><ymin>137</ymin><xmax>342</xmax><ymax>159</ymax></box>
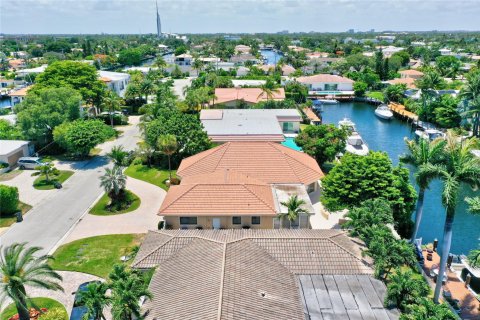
<box><xmin>324</xmin><ymin>83</ymin><xmax>338</xmax><ymax>91</ymax></box>
<box><xmin>282</xmin><ymin>122</ymin><xmax>294</xmax><ymax>132</ymax></box>
<box><xmin>232</xmin><ymin>216</ymin><xmax>241</xmax><ymax>225</ymax></box>
<box><xmin>251</xmin><ymin>216</ymin><xmax>261</xmax><ymax>225</ymax></box>
<box><xmin>180</xmin><ymin>217</ymin><xmax>197</xmax><ymax>225</ymax></box>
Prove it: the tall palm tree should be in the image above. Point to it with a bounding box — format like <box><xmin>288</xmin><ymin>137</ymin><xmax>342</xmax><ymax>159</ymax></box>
<box><xmin>102</xmin><ymin>91</ymin><xmax>124</xmax><ymax>128</ymax></box>
<box><xmin>414</xmin><ymin>70</ymin><xmax>444</xmax><ymax>122</ymax></box>
<box><xmin>153</xmin><ymin>56</ymin><xmax>167</xmax><ymax>74</ymax></box>
<box><xmin>157</xmin><ymin>134</ymin><xmax>178</xmax><ymax>181</ymax></box>
<box><xmin>278</xmin><ymin>195</ymin><xmax>308</xmax><ymax>229</ymax></box>
<box><xmin>192</xmin><ymin>59</ymin><xmax>205</xmax><ymax>76</ymax></box>
<box><xmin>140</xmin><ymin>79</ymin><xmax>155</xmax><ymax>103</ymax></box>
<box><xmin>468</xmin><ymin>246</ymin><xmax>480</xmax><ymax>268</ymax></box>
<box><xmin>460</xmin><ymin>72</ymin><xmax>480</xmax><ymax>136</ymax></box>
<box><xmin>100</xmin><ymin>166</ymin><xmax>127</xmax><ymax>205</ymax></box>
<box><xmin>77</xmin><ymin>282</ymin><xmax>110</xmax><ymax>320</ymax></box>
<box><xmin>0</xmin><ymin>243</ymin><xmax>63</xmax><ymax>320</ymax></box>
<box><xmin>418</xmin><ymin>132</ymin><xmax>480</xmax><ymax>302</ymax></box>
<box><xmin>400</xmin><ymin>138</ymin><xmax>446</xmax><ymax>241</ymax></box>
<box><xmin>109</xmin><ymin>264</ymin><xmax>152</xmax><ymax>320</ymax></box>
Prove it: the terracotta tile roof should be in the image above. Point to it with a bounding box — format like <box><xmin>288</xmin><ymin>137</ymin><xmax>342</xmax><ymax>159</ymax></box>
<box><xmin>399</xmin><ymin>69</ymin><xmax>424</xmax><ymax>76</ymax></box>
<box><xmin>159</xmin><ymin>182</ymin><xmax>276</xmax><ymax>216</ymax></box>
<box><xmin>134</xmin><ymin>229</ymin><xmax>374</xmax><ymax>320</ymax></box>
<box><xmin>177</xmin><ymin>142</ymin><xmax>324</xmax><ymax>185</ymax></box>
<box><xmin>296</xmin><ymin>74</ymin><xmax>354</xmax><ymax>84</ymax></box>
<box><xmin>99</xmin><ymin>76</ymin><xmax>112</xmax><ymax>83</ymax></box>
<box><xmin>386</xmin><ymin>77</ymin><xmax>417</xmax><ymax>89</ymax></box>
<box><xmin>214</xmin><ymin>87</ymin><xmax>285</xmax><ymax>104</ymax></box>
<box><xmin>8</xmin><ymin>86</ymin><xmax>31</xmax><ymax>97</ymax></box>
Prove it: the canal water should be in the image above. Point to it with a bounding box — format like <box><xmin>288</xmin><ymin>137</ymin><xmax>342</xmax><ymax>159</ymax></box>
<box><xmin>321</xmin><ymin>101</ymin><xmax>479</xmax><ymax>255</ymax></box>
<box><xmin>261</xmin><ymin>49</ymin><xmax>282</xmax><ymax>65</ymax></box>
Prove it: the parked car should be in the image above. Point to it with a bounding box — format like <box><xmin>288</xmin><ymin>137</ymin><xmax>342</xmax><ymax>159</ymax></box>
<box><xmin>17</xmin><ymin>157</ymin><xmax>46</xmax><ymax>170</ymax></box>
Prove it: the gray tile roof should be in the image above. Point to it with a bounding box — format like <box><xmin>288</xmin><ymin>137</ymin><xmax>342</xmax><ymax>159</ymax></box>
<box><xmin>134</xmin><ymin>230</ymin><xmax>386</xmax><ymax>320</ymax></box>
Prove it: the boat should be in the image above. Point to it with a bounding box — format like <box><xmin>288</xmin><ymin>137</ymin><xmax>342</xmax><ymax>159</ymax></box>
<box><xmin>318</xmin><ymin>99</ymin><xmax>339</xmax><ymax>104</ymax></box>
<box><xmin>338</xmin><ymin>118</ymin><xmax>369</xmax><ymax>156</ymax></box>
<box><xmin>374</xmin><ymin>104</ymin><xmax>394</xmax><ymax>120</ymax></box>
<box><xmin>414</xmin><ymin>129</ymin><xmax>446</xmax><ymax>141</ymax></box>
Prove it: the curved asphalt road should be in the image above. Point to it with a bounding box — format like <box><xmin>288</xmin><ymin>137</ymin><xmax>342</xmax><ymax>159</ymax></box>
<box><xmin>0</xmin><ymin>117</ymin><xmax>141</xmax><ymax>255</ymax></box>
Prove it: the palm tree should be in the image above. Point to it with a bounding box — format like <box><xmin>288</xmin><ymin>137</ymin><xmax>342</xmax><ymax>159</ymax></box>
<box><xmin>109</xmin><ymin>264</ymin><xmax>152</xmax><ymax>320</ymax></box>
<box><xmin>257</xmin><ymin>83</ymin><xmax>281</xmax><ymax>101</ymax></box>
<box><xmin>102</xmin><ymin>91</ymin><xmax>124</xmax><ymax>128</ymax></box>
<box><xmin>466</xmin><ymin>196</ymin><xmax>480</xmax><ymax>213</ymax></box>
<box><xmin>414</xmin><ymin>70</ymin><xmax>444</xmax><ymax>121</ymax></box>
<box><xmin>140</xmin><ymin>79</ymin><xmax>155</xmax><ymax>103</ymax></box>
<box><xmin>192</xmin><ymin>58</ymin><xmax>205</xmax><ymax>76</ymax></box>
<box><xmin>460</xmin><ymin>72</ymin><xmax>480</xmax><ymax>136</ymax></box>
<box><xmin>157</xmin><ymin>134</ymin><xmax>178</xmax><ymax>181</ymax></box>
<box><xmin>468</xmin><ymin>247</ymin><xmax>480</xmax><ymax>268</ymax></box>
<box><xmin>418</xmin><ymin>132</ymin><xmax>480</xmax><ymax>302</ymax></box>
<box><xmin>107</xmin><ymin>146</ymin><xmax>129</xmax><ymax>167</ymax></box>
<box><xmin>153</xmin><ymin>56</ymin><xmax>167</xmax><ymax>74</ymax></box>
<box><xmin>385</xmin><ymin>268</ymin><xmax>430</xmax><ymax>311</ymax></box>
<box><xmin>401</xmin><ymin>297</ymin><xmax>456</xmax><ymax>320</ymax></box>
<box><xmin>278</xmin><ymin>195</ymin><xmax>308</xmax><ymax>229</ymax></box>
<box><xmin>0</xmin><ymin>243</ymin><xmax>63</xmax><ymax>320</ymax></box>
<box><xmin>400</xmin><ymin>138</ymin><xmax>446</xmax><ymax>241</ymax></box>
<box><xmin>77</xmin><ymin>282</ymin><xmax>110</xmax><ymax>320</ymax></box>
<box><xmin>34</xmin><ymin>163</ymin><xmax>57</xmax><ymax>182</ymax></box>
<box><xmin>100</xmin><ymin>166</ymin><xmax>127</xmax><ymax>205</ymax></box>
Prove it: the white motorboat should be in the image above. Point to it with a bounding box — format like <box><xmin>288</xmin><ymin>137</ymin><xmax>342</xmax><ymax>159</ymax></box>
<box><xmin>414</xmin><ymin>129</ymin><xmax>446</xmax><ymax>141</ymax></box>
<box><xmin>374</xmin><ymin>104</ymin><xmax>394</xmax><ymax>120</ymax></box>
<box><xmin>318</xmin><ymin>99</ymin><xmax>339</xmax><ymax>104</ymax></box>
<box><xmin>338</xmin><ymin>118</ymin><xmax>369</xmax><ymax>156</ymax></box>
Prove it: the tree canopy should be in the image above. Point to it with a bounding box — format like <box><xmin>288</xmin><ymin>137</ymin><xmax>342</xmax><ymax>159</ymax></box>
<box><xmin>15</xmin><ymin>87</ymin><xmax>82</xmax><ymax>145</ymax></box>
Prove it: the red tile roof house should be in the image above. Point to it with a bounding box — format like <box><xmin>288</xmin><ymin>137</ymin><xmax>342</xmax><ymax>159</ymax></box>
<box><xmin>213</xmin><ymin>87</ymin><xmax>285</xmax><ymax>108</ymax></box>
<box><xmin>159</xmin><ymin>142</ymin><xmax>324</xmax><ymax>230</ymax></box>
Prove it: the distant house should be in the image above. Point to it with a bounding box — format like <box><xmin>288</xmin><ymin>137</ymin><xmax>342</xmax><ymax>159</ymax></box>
<box><xmin>9</xmin><ymin>86</ymin><xmax>32</xmax><ymax>106</ymax></box>
<box><xmin>98</xmin><ymin>71</ymin><xmax>130</xmax><ymax>97</ymax></box>
<box><xmin>294</xmin><ymin>74</ymin><xmax>354</xmax><ymax>92</ymax></box>
<box><xmin>229</xmin><ymin>54</ymin><xmax>260</xmax><ymax>65</ymax></box>
<box><xmin>439</xmin><ymin>48</ymin><xmax>452</xmax><ymax>56</ymax></box>
<box><xmin>200</xmin><ymin>109</ymin><xmax>302</xmax><ymax>143</ymax></box>
<box><xmin>0</xmin><ymin>140</ymin><xmax>32</xmax><ymax>167</ymax></box>
<box><xmin>8</xmin><ymin>59</ymin><xmax>25</xmax><ymax>70</ymax></box>
<box><xmin>132</xmin><ymin>229</ymin><xmax>398</xmax><ymax>320</ymax></box>
<box><xmin>399</xmin><ymin>69</ymin><xmax>424</xmax><ymax>80</ymax></box>
<box><xmin>234</xmin><ymin>44</ymin><xmax>251</xmax><ymax>54</ymax></box>
<box><xmin>377</xmin><ymin>46</ymin><xmax>404</xmax><ymax>58</ymax></box>
<box><xmin>214</xmin><ymin>87</ymin><xmax>285</xmax><ymax>107</ymax></box>
<box><xmin>231</xmin><ymin>79</ymin><xmax>266</xmax><ymax>87</ymax></box>
<box><xmin>16</xmin><ymin>65</ymin><xmax>48</xmax><ymax>77</ymax></box>
<box><xmin>257</xmin><ymin>64</ymin><xmax>296</xmax><ymax>76</ymax></box>
<box><xmin>385</xmin><ymin>77</ymin><xmax>417</xmax><ymax>89</ymax></box>
<box><xmin>160</xmin><ymin>142</ymin><xmax>324</xmax><ymax>230</ymax></box>
<box><xmin>174</xmin><ymin>53</ymin><xmax>193</xmax><ymax>66</ymax></box>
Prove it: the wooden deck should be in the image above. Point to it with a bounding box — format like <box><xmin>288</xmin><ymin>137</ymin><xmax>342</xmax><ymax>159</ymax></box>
<box><xmin>388</xmin><ymin>102</ymin><xmax>419</xmax><ymax>122</ymax></box>
<box><xmin>303</xmin><ymin>107</ymin><xmax>321</xmax><ymax>124</ymax></box>
<box><xmin>422</xmin><ymin>250</ymin><xmax>480</xmax><ymax>319</ymax></box>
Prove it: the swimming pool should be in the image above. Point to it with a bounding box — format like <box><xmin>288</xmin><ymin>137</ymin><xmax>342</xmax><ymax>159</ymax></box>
<box><xmin>281</xmin><ymin>137</ymin><xmax>302</xmax><ymax>151</ymax></box>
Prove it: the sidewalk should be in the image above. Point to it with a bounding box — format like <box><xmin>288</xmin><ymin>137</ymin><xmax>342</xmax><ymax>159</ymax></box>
<box><xmin>64</xmin><ymin>176</ymin><xmax>166</xmax><ymax>243</ymax></box>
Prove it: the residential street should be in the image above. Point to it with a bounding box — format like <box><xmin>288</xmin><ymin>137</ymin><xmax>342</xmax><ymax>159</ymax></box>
<box><xmin>0</xmin><ymin>117</ymin><xmax>142</xmax><ymax>255</ymax></box>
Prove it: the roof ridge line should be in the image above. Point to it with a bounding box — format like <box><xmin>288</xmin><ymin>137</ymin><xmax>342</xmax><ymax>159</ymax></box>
<box><xmin>179</xmin><ymin>143</ymin><xmax>226</xmax><ymax>175</ymax></box>
<box><xmin>217</xmin><ymin>242</ymin><xmax>227</xmax><ymax>320</ymax></box>
<box><xmin>243</xmin><ymin>184</ymin><xmax>277</xmax><ymax>213</ymax></box>
<box><xmin>213</xmin><ymin>142</ymin><xmax>230</xmax><ymax>172</ymax></box>
<box><xmin>326</xmin><ymin>237</ymin><xmax>373</xmax><ymax>270</ymax></box>
<box><xmin>159</xmin><ymin>184</ymin><xmax>197</xmax><ymax>212</ymax></box>
<box><xmin>132</xmin><ymin>232</ymin><xmax>174</xmax><ymax>267</ymax></box>
<box><xmin>270</xmin><ymin>143</ymin><xmax>304</xmax><ymax>183</ymax></box>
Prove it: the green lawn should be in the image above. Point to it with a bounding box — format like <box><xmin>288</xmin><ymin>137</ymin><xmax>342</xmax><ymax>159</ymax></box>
<box><xmin>50</xmin><ymin>234</ymin><xmax>143</xmax><ymax>278</ymax></box>
<box><xmin>0</xmin><ymin>202</ymin><xmax>32</xmax><ymax>228</ymax></box>
<box><xmin>89</xmin><ymin>190</ymin><xmax>141</xmax><ymax>216</ymax></box>
<box><xmin>124</xmin><ymin>164</ymin><xmax>176</xmax><ymax>190</ymax></box>
<box><xmin>33</xmin><ymin>170</ymin><xmax>74</xmax><ymax>190</ymax></box>
<box><xmin>1</xmin><ymin>297</ymin><xmax>67</xmax><ymax>320</ymax></box>
<box><xmin>366</xmin><ymin>91</ymin><xmax>385</xmax><ymax>101</ymax></box>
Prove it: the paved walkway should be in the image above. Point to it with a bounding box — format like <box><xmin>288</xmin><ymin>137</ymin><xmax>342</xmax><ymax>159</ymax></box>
<box><xmin>0</xmin><ymin>271</ymin><xmax>102</xmax><ymax>316</ymax></box>
<box><xmin>2</xmin><ymin>170</ymin><xmax>57</xmax><ymax>207</ymax></box>
<box><xmin>309</xmin><ymin>187</ymin><xmax>345</xmax><ymax>229</ymax></box>
<box><xmin>65</xmin><ymin>177</ymin><xmax>165</xmax><ymax>243</ymax></box>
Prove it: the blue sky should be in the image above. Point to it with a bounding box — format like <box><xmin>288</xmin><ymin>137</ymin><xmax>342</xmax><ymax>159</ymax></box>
<box><xmin>1</xmin><ymin>0</ymin><xmax>480</xmax><ymax>34</ymax></box>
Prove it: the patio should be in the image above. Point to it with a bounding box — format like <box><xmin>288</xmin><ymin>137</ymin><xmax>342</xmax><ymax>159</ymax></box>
<box><xmin>422</xmin><ymin>250</ymin><xmax>480</xmax><ymax>319</ymax></box>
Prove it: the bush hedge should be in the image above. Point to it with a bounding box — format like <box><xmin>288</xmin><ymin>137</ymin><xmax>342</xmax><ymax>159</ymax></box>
<box><xmin>0</xmin><ymin>184</ymin><xmax>19</xmax><ymax>215</ymax></box>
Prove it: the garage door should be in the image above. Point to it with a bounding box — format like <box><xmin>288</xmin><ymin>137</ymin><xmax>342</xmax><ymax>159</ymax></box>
<box><xmin>7</xmin><ymin>150</ymin><xmax>25</xmax><ymax>167</ymax></box>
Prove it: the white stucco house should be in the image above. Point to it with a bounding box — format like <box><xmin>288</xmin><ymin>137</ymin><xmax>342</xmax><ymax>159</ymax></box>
<box><xmin>292</xmin><ymin>74</ymin><xmax>354</xmax><ymax>92</ymax></box>
<box><xmin>0</xmin><ymin>140</ymin><xmax>33</xmax><ymax>167</ymax></box>
<box><xmin>98</xmin><ymin>71</ymin><xmax>130</xmax><ymax>97</ymax></box>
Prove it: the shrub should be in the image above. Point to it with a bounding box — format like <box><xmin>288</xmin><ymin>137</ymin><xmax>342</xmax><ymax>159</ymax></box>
<box><xmin>385</xmin><ymin>268</ymin><xmax>430</xmax><ymax>311</ymax></box>
<box><xmin>38</xmin><ymin>308</ymin><xmax>67</xmax><ymax>320</ymax></box>
<box><xmin>53</xmin><ymin>119</ymin><xmax>116</xmax><ymax>157</ymax></box>
<box><xmin>0</xmin><ymin>162</ymin><xmax>9</xmax><ymax>169</ymax></box>
<box><xmin>0</xmin><ymin>184</ymin><xmax>19</xmax><ymax>214</ymax></box>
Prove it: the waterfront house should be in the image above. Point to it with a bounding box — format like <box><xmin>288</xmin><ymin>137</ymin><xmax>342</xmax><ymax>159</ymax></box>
<box><xmin>229</xmin><ymin>54</ymin><xmax>260</xmax><ymax>65</ymax></box>
<box><xmin>132</xmin><ymin>229</ymin><xmax>398</xmax><ymax>320</ymax></box>
<box><xmin>159</xmin><ymin>142</ymin><xmax>323</xmax><ymax>230</ymax></box>
<box><xmin>213</xmin><ymin>87</ymin><xmax>285</xmax><ymax>107</ymax></box>
<box><xmin>174</xmin><ymin>53</ymin><xmax>193</xmax><ymax>66</ymax></box>
<box><xmin>199</xmin><ymin>109</ymin><xmax>302</xmax><ymax>143</ymax></box>
<box><xmin>8</xmin><ymin>86</ymin><xmax>32</xmax><ymax>106</ymax></box>
<box><xmin>385</xmin><ymin>77</ymin><xmax>417</xmax><ymax>89</ymax></box>
<box><xmin>293</xmin><ymin>74</ymin><xmax>354</xmax><ymax>92</ymax></box>
<box><xmin>399</xmin><ymin>69</ymin><xmax>424</xmax><ymax>80</ymax></box>
<box><xmin>258</xmin><ymin>64</ymin><xmax>296</xmax><ymax>76</ymax></box>
<box><xmin>98</xmin><ymin>71</ymin><xmax>130</xmax><ymax>97</ymax></box>
<box><xmin>234</xmin><ymin>44</ymin><xmax>251</xmax><ymax>54</ymax></box>
<box><xmin>231</xmin><ymin>79</ymin><xmax>266</xmax><ymax>87</ymax></box>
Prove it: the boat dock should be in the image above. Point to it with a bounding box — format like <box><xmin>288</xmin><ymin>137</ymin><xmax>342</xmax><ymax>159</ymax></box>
<box><xmin>388</xmin><ymin>102</ymin><xmax>419</xmax><ymax>122</ymax></box>
<box><xmin>303</xmin><ymin>107</ymin><xmax>321</xmax><ymax>125</ymax></box>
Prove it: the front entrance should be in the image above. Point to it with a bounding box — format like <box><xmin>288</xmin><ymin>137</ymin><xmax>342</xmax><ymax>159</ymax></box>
<box><xmin>212</xmin><ymin>218</ymin><xmax>221</xmax><ymax>229</ymax></box>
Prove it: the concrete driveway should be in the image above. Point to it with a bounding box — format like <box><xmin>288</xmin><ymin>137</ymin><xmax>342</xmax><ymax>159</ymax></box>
<box><xmin>2</xmin><ymin>170</ymin><xmax>57</xmax><ymax>207</ymax></box>
<box><xmin>65</xmin><ymin>176</ymin><xmax>166</xmax><ymax>243</ymax></box>
<box><xmin>0</xmin><ymin>117</ymin><xmax>142</xmax><ymax>255</ymax></box>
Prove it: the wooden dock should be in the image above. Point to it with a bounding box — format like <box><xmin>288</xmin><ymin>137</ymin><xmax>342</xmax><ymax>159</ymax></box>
<box><xmin>388</xmin><ymin>102</ymin><xmax>419</xmax><ymax>122</ymax></box>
